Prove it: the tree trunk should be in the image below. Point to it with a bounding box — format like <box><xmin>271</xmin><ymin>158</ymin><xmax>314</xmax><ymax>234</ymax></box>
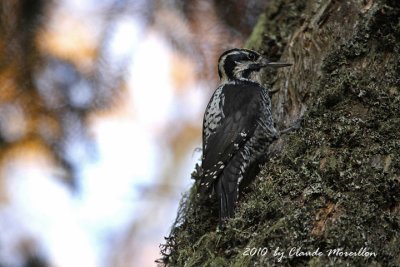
<box><xmin>160</xmin><ymin>0</ymin><xmax>400</xmax><ymax>266</ymax></box>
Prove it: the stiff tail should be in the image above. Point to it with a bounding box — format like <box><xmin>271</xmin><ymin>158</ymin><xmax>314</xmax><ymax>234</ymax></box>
<box><xmin>215</xmin><ymin>173</ymin><xmax>238</xmax><ymax>222</ymax></box>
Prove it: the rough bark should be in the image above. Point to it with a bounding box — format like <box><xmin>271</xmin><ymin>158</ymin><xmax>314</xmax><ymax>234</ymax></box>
<box><xmin>160</xmin><ymin>0</ymin><xmax>400</xmax><ymax>266</ymax></box>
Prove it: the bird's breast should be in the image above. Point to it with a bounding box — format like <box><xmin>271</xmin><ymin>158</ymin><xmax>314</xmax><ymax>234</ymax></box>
<box><xmin>203</xmin><ymin>86</ymin><xmax>225</xmax><ymax>142</ymax></box>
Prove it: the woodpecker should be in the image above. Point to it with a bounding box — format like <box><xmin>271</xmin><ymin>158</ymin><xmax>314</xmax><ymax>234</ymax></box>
<box><xmin>198</xmin><ymin>48</ymin><xmax>291</xmax><ymax>221</ymax></box>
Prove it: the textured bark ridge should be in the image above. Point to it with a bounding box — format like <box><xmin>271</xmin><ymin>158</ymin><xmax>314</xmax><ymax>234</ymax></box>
<box><xmin>160</xmin><ymin>0</ymin><xmax>400</xmax><ymax>266</ymax></box>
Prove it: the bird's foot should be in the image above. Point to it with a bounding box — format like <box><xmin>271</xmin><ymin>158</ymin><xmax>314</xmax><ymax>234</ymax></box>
<box><xmin>279</xmin><ymin>118</ymin><xmax>302</xmax><ymax>135</ymax></box>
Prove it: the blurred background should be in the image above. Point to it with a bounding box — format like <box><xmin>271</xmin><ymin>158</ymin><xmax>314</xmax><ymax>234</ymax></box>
<box><xmin>0</xmin><ymin>0</ymin><xmax>268</xmax><ymax>266</ymax></box>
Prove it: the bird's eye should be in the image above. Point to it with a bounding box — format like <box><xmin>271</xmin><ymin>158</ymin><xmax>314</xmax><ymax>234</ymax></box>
<box><xmin>248</xmin><ymin>53</ymin><xmax>257</xmax><ymax>61</ymax></box>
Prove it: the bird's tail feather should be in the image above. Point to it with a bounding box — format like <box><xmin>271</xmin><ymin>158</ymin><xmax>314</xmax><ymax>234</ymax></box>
<box><xmin>216</xmin><ymin>174</ymin><xmax>237</xmax><ymax>222</ymax></box>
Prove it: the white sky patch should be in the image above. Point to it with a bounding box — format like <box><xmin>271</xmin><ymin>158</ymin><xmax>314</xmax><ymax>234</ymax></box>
<box><xmin>78</xmin><ymin>117</ymin><xmax>160</xmax><ymax>229</ymax></box>
<box><xmin>62</xmin><ymin>0</ymin><xmax>115</xmax><ymax>15</ymax></box>
<box><xmin>106</xmin><ymin>17</ymin><xmax>143</xmax><ymax>62</ymax></box>
<box><xmin>179</xmin><ymin>84</ymin><xmax>209</xmax><ymax>123</ymax></box>
<box><xmin>128</xmin><ymin>31</ymin><xmax>175</xmax><ymax>132</ymax></box>
<box><xmin>0</xmin><ymin>156</ymin><xmax>98</xmax><ymax>267</ymax></box>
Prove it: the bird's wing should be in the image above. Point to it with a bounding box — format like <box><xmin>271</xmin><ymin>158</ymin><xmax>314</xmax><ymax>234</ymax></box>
<box><xmin>199</xmin><ymin>83</ymin><xmax>261</xmax><ymax>193</ymax></box>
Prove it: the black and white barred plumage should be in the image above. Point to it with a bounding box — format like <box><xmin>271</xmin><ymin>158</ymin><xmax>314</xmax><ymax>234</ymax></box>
<box><xmin>199</xmin><ymin>48</ymin><xmax>291</xmax><ymax>220</ymax></box>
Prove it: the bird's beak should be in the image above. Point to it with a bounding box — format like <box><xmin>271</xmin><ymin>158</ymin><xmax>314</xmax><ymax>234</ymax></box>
<box><xmin>258</xmin><ymin>57</ymin><xmax>292</xmax><ymax>68</ymax></box>
<box><xmin>265</xmin><ymin>62</ymin><xmax>292</xmax><ymax>68</ymax></box>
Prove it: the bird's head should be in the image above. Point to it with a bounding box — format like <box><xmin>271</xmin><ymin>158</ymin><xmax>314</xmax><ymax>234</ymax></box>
<box><xmin>217</xmin><ymin>48</ymin><xmax>291</xmax><ymax>83</ymax></box>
